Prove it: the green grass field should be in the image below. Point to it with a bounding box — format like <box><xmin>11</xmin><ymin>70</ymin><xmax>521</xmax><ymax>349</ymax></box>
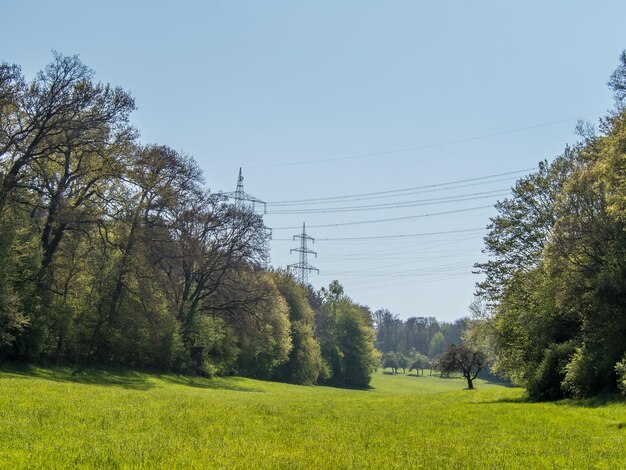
<box><xmin>0</xmin><ymin>366</ymin><xmax>624</xmax><ymax>469</ymax></box>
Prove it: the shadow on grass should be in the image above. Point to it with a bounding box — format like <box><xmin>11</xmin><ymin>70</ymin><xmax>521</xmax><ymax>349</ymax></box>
<box><xmin>475</xmin><ymin>392</ymin><xmax>626</xmax><ymax>407</ymax></box>
<box><xmin>158</xmin><ymin>374</ymin><xmax>264</xmax><ymax>393</ymax></box>
<box><xmin>554</xmin><ymin>393</ymin><xmax>626</xmax><ymax>408</ymax></box>
<box><xmin>0</xmin><ymin>363</ymin><xmax>264</xmax><ymax>393</ymax></box>
<box><xmin>474</xmin><ymin>396</ymin><xmax>529</xmax><ymax>405</ymax></box>
<box><xmin>481</xmin><ymin>377</ymin><xmax>516</xmax><ymax>388</ymax></box>
<box><xmin>315</xmin><ymin>383</ymin><xmax>375</xmax><ymax>392</ymax></box>
<box><xmin>0</xmin><ymin>364</ymin><xmax>154</xmax><ymax>390</ymax></box>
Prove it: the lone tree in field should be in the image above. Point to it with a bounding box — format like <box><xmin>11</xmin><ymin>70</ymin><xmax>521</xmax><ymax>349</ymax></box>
<box><xmin>438</xmin><ymin>344</ymin><xmax>485</xmax><ymax>390</ymax></box>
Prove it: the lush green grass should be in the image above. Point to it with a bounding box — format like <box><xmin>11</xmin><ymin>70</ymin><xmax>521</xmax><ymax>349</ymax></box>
<box><xmin>0</xmin><ymin>365</ymin><xmax>624</xmax><ymax>469</ymax></box>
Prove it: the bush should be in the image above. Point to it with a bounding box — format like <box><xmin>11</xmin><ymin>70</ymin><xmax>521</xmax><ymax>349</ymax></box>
<box><xmin>527</xmin><ymin>341</ymin><xmax>577</xmax><ymax>401</ymax></box>
<box><xmin>189</xmin><ymin>315</ymin><xmax>238</xmax><ymax>375</ymax></box>
<box><xmin>562</xmin><ymin>345</ymin><xmax>601</xmax><ymax>398</ymax></box>
<box><xmin>616</xmin><ymin>355</ymin><xmax>626</xmax><ymax>395</ymax></box>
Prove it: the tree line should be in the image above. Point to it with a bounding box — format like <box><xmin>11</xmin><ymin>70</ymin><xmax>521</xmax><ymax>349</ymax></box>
<box><xmin>374</xmin><ymin>310</ymin><xmax>489</xmax><ymax>389</ymax></box>
<box><xmin>374</xmin><ymin>309</ymin><xmax>467</xmax><ymax>359</ymax></box>
<box><xmin>471</xmin><ymin>50</ymin><xmax>626</xmax><ymax>399</ymax></box>
<box><xmin>0</xmin><ymin>53</ymin><xmax>378</xmax><ymax>388</ymax></box>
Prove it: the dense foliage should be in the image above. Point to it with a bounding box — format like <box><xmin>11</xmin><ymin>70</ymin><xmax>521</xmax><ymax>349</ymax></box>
<box><xmin>473</xmin><ymin>51</ymin><xmax>626</xmax><ymax>399</ymax></box>
<box><xmin>0</xmin><ymin>54</ymin><xmax>378</xmax><ymax>387</ymax></box>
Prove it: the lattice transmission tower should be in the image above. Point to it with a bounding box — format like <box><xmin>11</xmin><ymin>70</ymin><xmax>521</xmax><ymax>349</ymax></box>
<box><xmin>222</xmin><ymin>168</ymin><xmax>272</xmax><ymax>239</ymax></box>
<box><xmin>287</xmin><ymin>222</ymin><xmax>319</xmax><ymax>284</ymax></box>
<box><xmin>223</xmin><ymin>168</ymin><xmax>267</xmax><ymax>214</ymax></box>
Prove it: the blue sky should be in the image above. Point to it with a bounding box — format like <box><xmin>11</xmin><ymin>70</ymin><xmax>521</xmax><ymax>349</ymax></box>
<box><xmin>2</xmin><ymin>1</ymin><xmax>626</xmax><ymax>321</ymax></box>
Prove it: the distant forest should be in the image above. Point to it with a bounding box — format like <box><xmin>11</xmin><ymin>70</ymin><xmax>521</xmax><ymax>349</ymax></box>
<box><xmin>2</xmin><ymin>51</ymin><xmax>626</xmax><ymax>398</ymax></box>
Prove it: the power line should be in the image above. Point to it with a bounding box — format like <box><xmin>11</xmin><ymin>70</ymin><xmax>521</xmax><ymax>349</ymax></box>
<box><xmin>267</xmin><ymin>168</ymin><xmax>531</xmax><ymax>206</ymax></box>
<box><xmin>269</xmin><ymin>176</ymin><xmax>522</xmax><ymax>207</ymax></box>
<box><xmin>272</xmin><ymin>227</ymin><xmax>485</xmax><ymax>242</ymax></box>
<box><xmin>244</xmin><ymin>112</ymin><xmax>601</xmax><ymax>169</ymax></box>
<box><xmin>322</xmin><ymin>249</ymin><xmax>479</xmax><ymax>262</ymax></box>
<box><xmin>266</xmin><ymin>189</ymin><xmax>510</xmax><ymax>214</ymax></box>
<box><xmin>345</xmin><ymin>272</ymin><xmax>476</xmax><ymax>292</ymax></box>
<box><xmin>321</xmin><ymin>259</ymin><xmax>475</xmax><ymax>276</ymax></box>
<box><xmin>271</xmin><ymin>205</ymin><xmax>494</xmax><ymax>230</ymax></box>
<box><xmin>271</xmin><ymin>238</ymin><xmax>480</xmax><ymax>265</ymax></box>
<box><xmin>319</xmin><ymin>257</ymin><xmax>477</xmax><ymax>276</ymax></box>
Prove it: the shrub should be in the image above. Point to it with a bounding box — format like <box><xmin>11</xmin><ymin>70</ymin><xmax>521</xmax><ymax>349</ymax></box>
<box><xmin>562</xmin><ymin>345</ymin><xmax>600</xmax><ymax>398</ymax></box>
<box><xmin>616</xmin><ymin>355</ymin><xmax>626</xmax><ymax>395</ymax></box>
<box><xmin>527</xmin><ymin>341</ymin><xmax>577</xmax><ymax>401</ymax></box>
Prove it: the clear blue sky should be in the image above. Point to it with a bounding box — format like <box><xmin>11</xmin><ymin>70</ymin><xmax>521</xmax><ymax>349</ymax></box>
<box><xmin>2</xmin><ymin>1</ymin><xmax>625</xmax><ymax>321</ymax></box>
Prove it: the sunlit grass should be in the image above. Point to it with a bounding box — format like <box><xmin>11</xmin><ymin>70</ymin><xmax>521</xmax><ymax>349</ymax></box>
<box><xmin>0</xmin><ymin>365</ymin><xmax>624</xmax><ymax>468</ymax></box>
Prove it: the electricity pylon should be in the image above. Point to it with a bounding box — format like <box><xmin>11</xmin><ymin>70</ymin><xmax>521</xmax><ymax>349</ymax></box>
<box><xmin>224</xmin><ymin>168</ymin><xmax>267</xmax><ymax>214</ymax></box>
<box><xmin>223</xmin><ymin>167</ymin><xmax>272</xmax><ymax>239</ymax></box>
<box><xmin>287</xmin><ymin>222</ymin><xmax>319</xmax><ymax>285</ymax></box>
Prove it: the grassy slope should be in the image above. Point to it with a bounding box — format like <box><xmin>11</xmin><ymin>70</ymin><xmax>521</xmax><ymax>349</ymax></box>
<box><xmin>0</xmin><ymin>366</ymin><xmax>624</xmax><ymax>469</ymax></box>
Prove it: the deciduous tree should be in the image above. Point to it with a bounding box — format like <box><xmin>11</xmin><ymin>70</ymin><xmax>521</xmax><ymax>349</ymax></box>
<box><xmin>438</xmin><ymin>344</ymin><xmax>485</xmax><ymax>390</ymax></box>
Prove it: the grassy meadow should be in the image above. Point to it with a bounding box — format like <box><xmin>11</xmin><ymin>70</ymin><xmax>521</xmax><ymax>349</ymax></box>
<box><xmin>0</xmin><ymin>366</ymin><xmax>625</xmax><ymax>469</ymax></box>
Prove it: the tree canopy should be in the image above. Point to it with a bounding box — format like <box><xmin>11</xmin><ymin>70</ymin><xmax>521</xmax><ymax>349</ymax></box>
<box><xmin>437</xmin><ymin>344</ymin><xmax>485</xmax><ymax>390</ymax></box>
<box><xmin>471</xmin><ymin>50</ymin><xmax>626</xmax><ymax>399</ymax></box>
<box><xmin>0</xmin><ymin>54</ymin><xmax>380</xmax><ymax>389</ymax></box>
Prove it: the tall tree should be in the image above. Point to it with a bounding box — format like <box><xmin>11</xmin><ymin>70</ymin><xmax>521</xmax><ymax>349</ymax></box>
<box><xmin>373</xmin><ymin>308</ymin><xmax>401</xmax><ymax>353</ymax></box>
<box><xmin>271</xmin><ymin>272</ymin><xmax>322</xmax><ymax>385</ymax></box>
<box><xmin>474</xmin><ymin>51</ymin><xmax>626</xmax><ymax>398</ymax></box>
<box><xmin>0</xmin><ymin>53</ymin><xmax>135</xmax><ymax>216</ymax></box>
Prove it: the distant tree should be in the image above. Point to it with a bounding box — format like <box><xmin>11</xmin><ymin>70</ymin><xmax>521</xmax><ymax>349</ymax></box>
<box><xmin>440</xmin><ymin>318</ymin><xmax>468</xmax><ymax>347</ymax></box>
<box><xmin>335</xmin><ymin>301</ymin><xmax>379</xmax><ymax>387</ymax></box>
<box><xmin>315</xmin><ymin>280</ymin><xmax>345</xmax><ymax>384</ymax></box>
<box><xmin>373</xmin><ymin>308</ymin><xmax>401</xmax><ymax>353</ymax></box>
<box><xmin>438</xmin><ymin>344</ymin><xmax>486</xmax><ymax>390</ymax></box>
<box><xmin>381</xmin><ymin>352</ymin><xmax>398</xmax><ymax>374</ymax></box>
<box><xmin>428</xmin><ymin>331</ymin><xmax>446</xmax><ymax>358</ymax></box>
<box><xmin>374</xmin><ymin>313</ymin><xmax>471</xmax><ymax>360</ymax></box>
<box><xmin>409</xmin><ymin>352</ymin><xmax>431</xmax><ymax>376</ymax></box>
<box><xmin>405</xmin><ymin>316</ymin><xmax>439</xmax><ymax>356</ymax></box>
<box><xmin>314</xmin><ymin>282</ymin><xmax>378</xmax><ymax>387</ymax></box>
<box><xmin>319</xmin><ymin>280</ymin><xmax>344</xmax><ymax>302</ymax></box>
<box><xmin>396</xmin><ymin>353</ymin><xmax>409</xmax><ymax>374</ymax></box>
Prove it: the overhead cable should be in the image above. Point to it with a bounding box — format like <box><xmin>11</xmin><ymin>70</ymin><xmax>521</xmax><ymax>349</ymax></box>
<box><xmin>244</xmin><ymin>112</ymin><xmax>601</xmax><ymax>168</ymax></box>
<box><xmin>266</xmin><ymin>189</ymin><xmax>510</xmax><ymax>214</ymax></box>
<box><xmin>267</xmin><ymin>168</ymin><xmax>531</xmax><ymax>205</ymax></box>
<box><xmin>271</xmin><ymin>205</ymin><xmax>494</xmax><ymax>230</ymax></box>
<box><xmin>271</xmin><ymin>227</ymin><xmax>485</xmax><ymax>242</ymax></box>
